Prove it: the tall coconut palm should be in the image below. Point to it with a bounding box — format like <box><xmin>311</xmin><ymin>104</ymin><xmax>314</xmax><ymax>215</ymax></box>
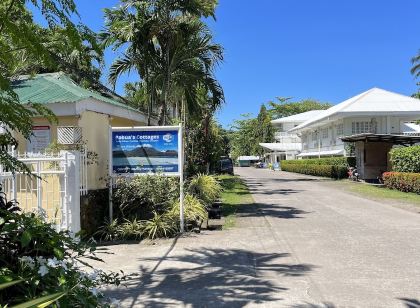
<box><xmin>101</xmin><ymin>0</ymin><xmax>222</xmax><ymax>125</ymax></box>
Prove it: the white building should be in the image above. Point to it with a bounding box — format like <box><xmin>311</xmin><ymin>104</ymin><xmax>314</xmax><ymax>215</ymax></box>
<box><xmin>260</xmin><ymin>110</ymin><xmax>325</xmax><ymax>162</ymax></box>
<box><xmin>289</xmin><ymin>88</ymin><xmax>420</xmax><ymax>158</ymax></box>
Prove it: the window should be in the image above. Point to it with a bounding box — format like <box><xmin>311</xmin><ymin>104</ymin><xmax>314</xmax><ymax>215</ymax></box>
<box><xmin>351</xmin><ymin>121</ymin><xmax>371</xmax><ymax>134</ymax></box>
<box><xmin>322</xmin><ymin>128</ymin><xmax>328</xmax><ymax>139</ymax></box>
<box><xmin>336</xmin><ymin>124</ymin><xmax>344</xmax><ymax>136</ymax></box>
<box><xmin>311</xmin><ymin>131</ymin><xmax>317</xmax><ymax>141</ymax></box>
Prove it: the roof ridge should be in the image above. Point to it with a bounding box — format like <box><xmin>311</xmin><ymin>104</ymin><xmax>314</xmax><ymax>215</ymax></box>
<box><xmin>335</xmin><ymin>88</ymin><xmax>377</xmax><ymax>111</ymax></box>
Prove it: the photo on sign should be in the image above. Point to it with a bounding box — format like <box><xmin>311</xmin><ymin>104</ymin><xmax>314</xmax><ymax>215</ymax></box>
<box><xmin>112</xmin><ymin>130</ymin><xmax>179</xmax><ymax>174</ymax></box>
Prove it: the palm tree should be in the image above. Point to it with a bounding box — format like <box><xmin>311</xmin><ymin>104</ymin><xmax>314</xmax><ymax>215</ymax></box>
<box><xmin>411</xmin><ymin>51</ymin><xmax>420</xmax><ymax>78</ymax></box>
<box><xmin>101</xmin><ymin>0</ymin><xmax>222</xmax><ymax>125</ymax></box>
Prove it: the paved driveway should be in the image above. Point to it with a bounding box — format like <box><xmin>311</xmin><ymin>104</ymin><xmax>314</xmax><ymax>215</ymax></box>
<box><xmin>100</xmin><ymin>168</ymin><xmax>420</xmax><ymax>307</ymax></box>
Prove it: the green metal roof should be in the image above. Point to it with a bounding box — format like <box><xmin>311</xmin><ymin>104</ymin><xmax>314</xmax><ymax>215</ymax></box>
<box><xmin>12</xmin><ymin>72</ymin><xmax>137</xmax><ymax>111</ymax></box>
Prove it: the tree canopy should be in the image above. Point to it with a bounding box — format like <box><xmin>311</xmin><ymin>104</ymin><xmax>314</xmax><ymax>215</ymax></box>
<box><xmin>229</xmin><ymin>105</ymin><xmax>274</xmax><ymax>160</ymax></box>
<box><xmin>102</xmin><ymin>0</ymin><xmax>223</xmax><ymax>125</ymax></box>
<box><xmin>0</xmin><ymin>0</ymin><xmax>96</xmax><ymax>172</ymax></box>
<box><xmin>268</xmin><ymin>97</ymin><xmax>332</xmax><ymax>119</ymax></box>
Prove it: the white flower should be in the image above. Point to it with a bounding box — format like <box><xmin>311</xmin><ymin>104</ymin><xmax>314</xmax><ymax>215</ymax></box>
<box><xmin>38</xmin><ymin>265</ymin><xmax>49</xmax><ymax>277</ymax></box>
<box><xmin>109</xmin><ymin>298</ymin><xmax>121</xmax><ymax>308</ymax></box>
<box><xmin>36</xmin><ymin>256</ymin><xmax>47</xmax><ymax>265</ymax></box>
<box><xmin>89</xmin><ymin>287</ymin><xmax>102</xmax><ymax>297</ymax></box>
<box><xmin>59</xmin><ymin>260</ymin><xmax>68</xmax><ymax>270</ymax></box>
<box><xmin>47</xmin><ymin>257</ymin><xmax>59</xmax><ymax>268</ymax></box>
<box><xmin>88</xmin><ymin>269</ymin><xmax>103</xmax><ymax>281</ymax></box>
<box><xmin>19</xmin><ymin>256</ymin><xmax>35</xmax><ymax>269</ymax></box>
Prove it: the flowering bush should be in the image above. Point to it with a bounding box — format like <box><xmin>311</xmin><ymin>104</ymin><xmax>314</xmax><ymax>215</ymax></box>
<box><xmin>0</xmin><ymin>190</ymin><xmax>127</xmax><ymax>307</ymax></box>
<box><xmin>383</xmin><ymin>172</ymin><xmax>420</xmax><ymax>194</ymax></box>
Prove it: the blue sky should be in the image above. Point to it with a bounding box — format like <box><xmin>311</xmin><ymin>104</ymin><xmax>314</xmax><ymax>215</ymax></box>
<box><xmin>33</xmin><ymin>0</ymin><xmax>420</xmax><ymax>127</ymax></box>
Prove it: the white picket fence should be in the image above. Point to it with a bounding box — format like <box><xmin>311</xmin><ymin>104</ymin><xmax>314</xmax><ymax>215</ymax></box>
<box><xmin>0</xmin><ymin>150</ymin><xmax>87</xmax><ymax>233</ymax></box>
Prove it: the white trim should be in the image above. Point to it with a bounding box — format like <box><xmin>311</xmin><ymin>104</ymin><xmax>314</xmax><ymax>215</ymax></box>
<box><xmin>297</xmin><ymin>149</ymin><xmax>344</xmax><ymax>157</ymax></box>
<box><xmin>25</xmin><ymin>99</ymin><xmax>155</xmax><ymax>125</ymax></box>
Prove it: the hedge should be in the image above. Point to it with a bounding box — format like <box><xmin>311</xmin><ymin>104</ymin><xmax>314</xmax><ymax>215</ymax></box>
<box><xmin>390</xmin><ymin>145</ymin><xmax>420</xmax><ymax>173</ymax></box>
<box><xmin>281</xmin><ymin>157</ymin><xmax>356</xmax><ymax>167</ymax></box>
<box><xmin>383</xmin><ymin>172</ymin><xmax>420</xmax><ymax>194</ymax></box>
<box><xmin>281</xmin><ymin>163</ymin><xmax>348</xmax><ymax>179</ymax></box>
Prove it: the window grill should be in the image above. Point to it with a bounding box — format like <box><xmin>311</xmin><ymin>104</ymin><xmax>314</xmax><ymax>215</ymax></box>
<box><xmin>57</xmin><ymin>126</ymin><xmax>82</xmax><ymax>145</ymax></box>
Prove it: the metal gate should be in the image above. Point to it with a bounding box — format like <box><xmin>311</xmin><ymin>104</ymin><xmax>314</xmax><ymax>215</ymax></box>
<box><xmin>0</xmin><ymin>150</ymin><xmax>85</xmax><ymax>233</ymax></box>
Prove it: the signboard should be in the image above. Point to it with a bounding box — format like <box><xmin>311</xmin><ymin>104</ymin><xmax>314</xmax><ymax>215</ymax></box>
<box><xmin>111</xmin><ymin>126</ymin><xmax>181</xmax><ymax>175</ymax></box>
<box><xmin>27</xmin><ymin>126</ymin><xmax>51</xmax><ymax>153</ymax></box>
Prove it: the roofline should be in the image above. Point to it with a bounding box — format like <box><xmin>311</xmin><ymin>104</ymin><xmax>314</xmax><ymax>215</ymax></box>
<box><xmin>289</xmin><ymin>88</ymin><xmax>420</xmax><ymax>132</ymax></box>
<box><xmin>23</xmin><ymin>99</ymin><xmax>156</xmax><ymax>125</ymax></box>
<box><xmin>289</xmin><ymin>111</ymin><xmax>420</xmax><ymax>133</ymax></box>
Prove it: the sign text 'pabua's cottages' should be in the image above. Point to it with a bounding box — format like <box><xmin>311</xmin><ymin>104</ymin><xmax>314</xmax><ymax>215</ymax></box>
<box><xmin>288</xmin><ymin>88</ymin><xmax>420</xmax><ymax>180</ymax></box>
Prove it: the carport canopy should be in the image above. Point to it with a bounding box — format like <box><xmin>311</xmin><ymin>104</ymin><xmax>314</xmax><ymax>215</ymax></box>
<box><xmin>341</xmin><ymin>133</ymin><xmax>420</xmax><ymax>145</ymax></box>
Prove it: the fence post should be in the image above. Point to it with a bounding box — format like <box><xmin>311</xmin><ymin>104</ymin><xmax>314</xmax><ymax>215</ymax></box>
<box><xmin>37</xmin><ymin>161</ymin><xmax>42</xmax><ymax>212</ymax></box>
<box><xmin>11</xmin><ymin>147</ymin><xmax>17</xmax><ymax>201</ymax></box>
<box><xmin>61</xmin><ymin>151</ymin><xmax>81</xmax><ymax>234</ymax></box>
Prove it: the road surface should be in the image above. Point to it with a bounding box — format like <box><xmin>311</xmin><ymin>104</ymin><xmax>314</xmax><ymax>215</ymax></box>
<box><xmin>101</xmin><ymin>168</ymin><xmax>420</xmax><ymax>307</ymax></box>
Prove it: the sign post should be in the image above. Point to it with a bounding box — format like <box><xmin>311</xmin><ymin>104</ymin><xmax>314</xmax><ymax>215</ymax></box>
<box><xmin>109</xmin><ymin>125</ymin><xmax>184</xmax><ymax>232</ymax></box>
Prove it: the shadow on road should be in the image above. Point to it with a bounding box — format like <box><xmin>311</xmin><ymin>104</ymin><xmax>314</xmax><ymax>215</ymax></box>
<box><xmin>291</xmin><ymin>303</ymin><xmax>336</xmax><ymax>308</ymax></box>
<box><xmin>398</xmin><ymin>298</ymin><xmax>420</xmax><ymax>308</ymax></box>
<box><xmin>105</xmin><ymin>248</ymin><xmax>315</xmax><ymax>307</ymax></box>
<box><xmin>237</xmin><ymin>203</ymin><xmax>311</xmax><ymax>219</ymax></box>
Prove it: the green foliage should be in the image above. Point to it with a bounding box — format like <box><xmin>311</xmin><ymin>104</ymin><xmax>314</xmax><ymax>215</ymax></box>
<box><xmin>170</xmin><ymin>194</ymin><xmax>208</xmax><ymax>228</ymax></box>
<box><xmin>113</xmin><ymin>175</ymin><xmax>179</xmax><ymax>218</ymax></box>
<box><xmin>0</xmin><ymin>0</ymin><xmax>99</xmax><ymax>173</ymax></box>
<box><xmin>102</xmin><ymin>0</ymin><xmax>223</xmax><ymax>125</ymax></box>
<box><xmin>383</xmin><ymin>172</ymin><xmax>420</xmax><ymax>194</ymax></box>
<box><xmin>107</xmin><ymin>174</ymin><xmax>223</xmax><ymax>240</ymax></box>
<box><xmin>390</xmin><ymin>146</ymin><xmax>420</xmax><ymax>173</ymax></box>
<box><xmin>282</xmin><ymin>157</ymin><xmax>356</xmax><ymax>167</ymax></box>
<box><xmin>94</xmin><ymin>218</ymin><xmax>121</xmax><ymax>242</ymax></box>
<box><xmin>117</xmin><ymin>218</ymin><xmax>144</xmax><ymax>240</ymax></box>
<box><xmin>281</xmin><ymin>163</ymin><xmax>348</xmax><ymax>179</ymax></box>
<box><xmin>229</xmin><ymin>114</ymin><xmax>258</xmax><ymax>159</ymax></box>
<box><xmin>267</xmin><ymin>97</ymin><xmax>332</xmax><ymax>119</ymax></box>
<box><xmin>187</xmin><ymin>174</ymin><xmax>222</xmax><ymax>206</ymax></box>
<box><xmin>281</xmin><ymin>157</ymin><xmax>354</xmax><ymax>179</ymax></box>
<box><xmin>141</xmin><ymin>211</ymin><xmax>177</xmax><ymax>240</ymax></box>
<box><xmin>0</xmin><ymin>188</ymin><xmax>126</xmax><ymax>307</ymax></box>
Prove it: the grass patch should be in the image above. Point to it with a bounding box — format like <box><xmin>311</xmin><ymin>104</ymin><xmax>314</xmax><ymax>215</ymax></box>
<box><xmin>334</xmin><ymin>180</ymin><xmax>420</xmax><ymax>206</ymax></box>
<box><xmin>216</xmin><ymin>175</ymin><xmax>254</xmax><ymax>228</ymax></box>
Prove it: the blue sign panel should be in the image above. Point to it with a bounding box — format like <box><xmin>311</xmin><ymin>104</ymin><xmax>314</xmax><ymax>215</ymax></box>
<box><xmin>112</xmin><ymin>129</ymin><xmax>179</xmax><ymax>174</ymax></box>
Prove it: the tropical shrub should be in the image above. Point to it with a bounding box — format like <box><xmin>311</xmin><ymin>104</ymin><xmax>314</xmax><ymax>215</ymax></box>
<box><xmin>95</xmin><ymin>218</ymin><xmax>121</xmax><ymax>242</ymax></box>
<box><xmin>113</xmin><ymin>174</ymin><xmax>179</xmax><ymax>218</ymax></box>
<box><xmin>281</xmin><ymin>157</ymin><xmax>355</xmax><ymax>167</ymax></box>
<box><xmin>117</xmin><ymin>218</ymin><xmax>144</xmax><ymax>240</ymax></box>
<box><xmin>0</xmin><ymin>188</ymin><xmax>126</xmax><ymax>307</ymax></box>
<box><xmin>383</xmin><ymin>172</ymin><xmax>420</xmax><ymax>194</ymax></box>
<box><xmin>187</xmin><ymin>174</ymin><xmax>222</xmax><ymax>206</ymax></box>
<box><xmin>141</xmin><ymin>211</ymin><xmax>177</xmax><ymax>240</ymax></box>
<box><xmin>170</xmin><ymin>194</ymin><xmax>208</xmax><ymax>227</ymax></box>
<box><xmin>281</xmin><ymin>163</ymin><xmax>348</xmax><ymax>179</ymax></box>
<box><xmin>390</xmin><ymin>146</ymin><xmax>420</xmax><ymax>173</ymax></box>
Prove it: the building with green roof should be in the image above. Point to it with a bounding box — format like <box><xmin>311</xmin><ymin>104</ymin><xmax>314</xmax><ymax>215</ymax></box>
<box><xmin>12</xmin><ymin>72</ymin><xmax>152</xmax><ymax>191</ymax></box>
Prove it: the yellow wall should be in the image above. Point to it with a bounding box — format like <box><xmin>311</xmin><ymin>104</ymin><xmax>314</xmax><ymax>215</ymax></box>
<box><xmin>110</xmin><ymin>116</ymin><xmax>146</xmax><ymax>127</ymax></box>
<box><xmin>14</xmin><ymin>111</ymin><xmax>147</xmax><ymax>191</ymax></box>
<box><xmin>15</xmin><ymin>116</ymin><xmax>78</xmax><ymax>153</ymax></box>
<box><xmin>78</xmin><ymin>111</ymin><xmax>109</xmax><ymax>190</ymax></box>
